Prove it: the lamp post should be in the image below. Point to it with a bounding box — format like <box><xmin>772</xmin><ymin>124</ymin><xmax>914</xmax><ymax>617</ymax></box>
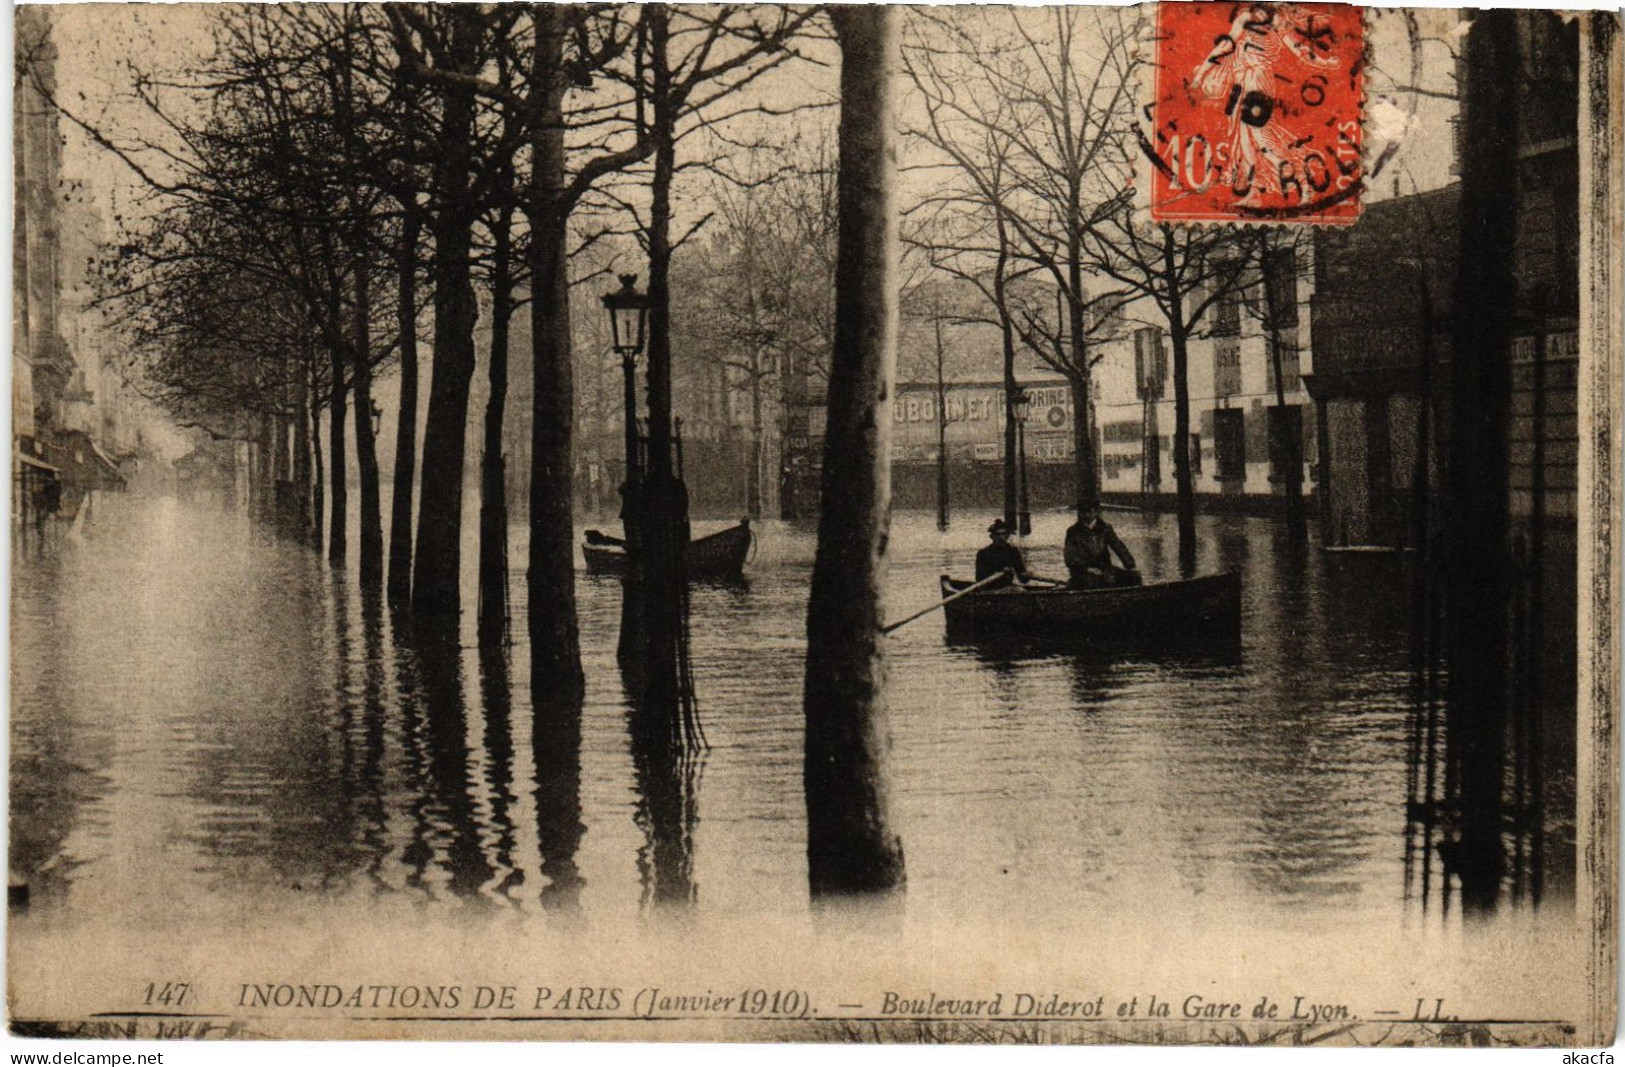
<box><xmin>1013</xmin><ymin>388</ymin><xmax>1032</xmax><ymax>536</ymax></box>
<box><xmin>602</xmin><ymin>274</ymin><xmax>651</xmax><ymax>486</ymax></box>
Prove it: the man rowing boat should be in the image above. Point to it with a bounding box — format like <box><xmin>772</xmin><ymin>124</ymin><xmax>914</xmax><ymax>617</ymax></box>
<box><xmin>974</xmin><ymin>519</ymin><xmax>1030</xmax><ymax>589</ymax></box>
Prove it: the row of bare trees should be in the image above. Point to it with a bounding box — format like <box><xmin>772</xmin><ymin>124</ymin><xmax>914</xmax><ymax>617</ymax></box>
<box><xmin>901</xmin><ymin>7</ymin><xmax>1316</xmax><ymax>571</ymax></box>
<box><xmin>69</xmin><ymin>6</ymin><xmax>815</xmax><ymax>677</ymax></box>
<box><xmin>40</xmin><ymin>4</ymin><xmax>1336</xmax><ymax>895</ymax></box>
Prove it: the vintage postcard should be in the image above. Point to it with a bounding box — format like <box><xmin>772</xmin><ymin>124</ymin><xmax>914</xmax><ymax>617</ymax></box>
<box><xmin>8</xmin><ymin>0</ymin><xmax>1621</xmax><ymax>1053</ymax></box>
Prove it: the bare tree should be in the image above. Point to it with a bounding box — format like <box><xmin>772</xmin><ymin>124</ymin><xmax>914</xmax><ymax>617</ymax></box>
<box><xmin>803</xmin><ymin>5</ymin><xmax>906</xmax><ymax>898</ymax></box>
<box><xmin>616</xmin><ymin>4</ymin><xmax>820</xmax><ymax>727</ymax></box>
<box><xmin>70</xmin><ymin>4</ymin><xmax>410</xmax><ymax>560</ymax></box>
<box><xmin>1081</xmin><ymin>206</ymin><xmax>1252</xmax><ymax>574</ymax></box>
<box><xmin>525</xmin><ymin>5</ymin><xmax>650</xmax><ymax>698</ymax></box>
<box><xmin>903</xmin><ymin>157</ymin><xmax>1032</xmax><ymax>532</ymax></box>
<box><xmin>386</xmin><ymin>6</ymin><xmax>518</xmax><ymax>629</ymax></box>
<box><xmin>904</xmin><ymin>6</ymin><xmax>1141</xmax><ymax>512</ymax></box>
<box><xmin>1238</xmin><ymin>227</ymin><xmax>1315</xmax><ymax>539</ymax></box>
<box><xmin>897</xmin><ymin>278</ymin><xmax>976</xmax><ymax>531</ymax></box>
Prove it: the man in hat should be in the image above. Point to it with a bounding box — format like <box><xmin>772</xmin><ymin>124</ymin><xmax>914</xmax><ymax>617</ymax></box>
<box><xmin>1064</xmin><ymin>501</ymin><xmax>1141</xmax><ymax>588</ymax></box>
<box><xmin>975</xmin><ymin>519</ymin><xmax>1030</xmax><ymax>589</ymax></box>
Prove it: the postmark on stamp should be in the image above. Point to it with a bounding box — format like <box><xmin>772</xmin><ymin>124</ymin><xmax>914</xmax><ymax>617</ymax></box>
<box><xmin>1147</xmin><ymin>2</ymin><xmax>1365</xmax><ymax>224</ymax></box>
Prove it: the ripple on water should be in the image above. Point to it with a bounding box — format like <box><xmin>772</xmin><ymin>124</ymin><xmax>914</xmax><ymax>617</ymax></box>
<box><xmin>9</xmin><ymin>499</ymin><xmax>1575</xmax><ymax>932</ymax></box>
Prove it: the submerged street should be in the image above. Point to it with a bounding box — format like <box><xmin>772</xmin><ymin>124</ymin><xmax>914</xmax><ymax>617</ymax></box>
<box><xmin>10</xmin><ymin>495</ymin><xmax>1576</xmax><ymax>932</ymax></box>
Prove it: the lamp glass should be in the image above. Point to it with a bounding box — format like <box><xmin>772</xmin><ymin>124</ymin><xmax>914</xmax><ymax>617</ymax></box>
<box><xmin>612</xmin><ymin>305</ymin><xmax>645</xmax><ymax>355</ymax></box>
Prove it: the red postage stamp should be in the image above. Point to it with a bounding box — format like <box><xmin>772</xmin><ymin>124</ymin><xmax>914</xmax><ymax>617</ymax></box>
<box><xmin>1148</xmin><ymin>2</ymin><xmax>1365</xmax><ymax>224</ymax></box>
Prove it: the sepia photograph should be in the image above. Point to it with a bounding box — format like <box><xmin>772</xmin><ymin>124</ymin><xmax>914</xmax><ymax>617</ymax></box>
<box><xmin>7</xmin><ymin>0</ymin><xmax>1620</xmax><ymax>1054</ymax></box>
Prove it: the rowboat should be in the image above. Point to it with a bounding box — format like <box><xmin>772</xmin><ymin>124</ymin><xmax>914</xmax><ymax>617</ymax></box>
<box><xmin>939</xmin><ymin>570</ymin><xmax>1241</xmax><ymax>647</ymax></box>
<box><xmin>582</xmin><ymin>518</ymin><xmax>753</xmax><ymax>581</ymax></box>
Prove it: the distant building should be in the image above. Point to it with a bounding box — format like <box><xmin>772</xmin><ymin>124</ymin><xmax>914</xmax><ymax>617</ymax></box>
<box><xmin>1308</xmin><ymin>185</ymin><xmax>1458</xmax><ymax>548</ymax></box>
<box><xmin>1307</xmin><ymin>10</ymin><xmax>1579</xmax><ymax>549</ymax></box>
<box><xmin>13</xmin><ymin>7</ymin><xmax>72</xmax><ymax>531</ymax></box>
<box><xmin>173</xmin><ymin>440</ymin><xmax>239</xmax><ymax>507</ymax></box>
<box><xmin>1093</xmin><ymin>249</ymin><xmax>1319</xmax><ymax>515</ymax></box>
<box><xmin>13</xmin><ymin>7</ymin><xmax>137</xmax><ymax>536</ymax></box>
<box><xmin>886</xmin><ymin>376</ymin><xmax>1077</xmax><ymax>513</ymax></box>
<box><xmin>790</xmin><ymin>252</ymin><xmax>1324</xmax><ymax>520</ymax></box>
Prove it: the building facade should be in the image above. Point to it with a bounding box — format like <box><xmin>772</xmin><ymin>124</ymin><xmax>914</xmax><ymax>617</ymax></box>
<box><xmin>1308</xmin><ymin>186</ymin><xmax>1458</xmax><ymax>548</ymax></box>
<box><xmin>1308</xmin><ymin>11</ymin><xmax>1579</xmax><ymax>549</ymax></box>
<box><xmin>14</xmin><ymin>6</ymin><xmax>72</xmax><ymax>529</ymax></box>
<box><xmin>1093</xmin><ymin>252</ymin><xmax>1319</xmax><ymax>514</ymax></box>
<box><xmin>13</xmin><ymin>7</ymin><xmax>134</xmax><ymax>539</ymax></box>
<box><xmin>790</xmin><ymin>252</ymin><xmax>1323</xmax><ymax>521</ymax></box>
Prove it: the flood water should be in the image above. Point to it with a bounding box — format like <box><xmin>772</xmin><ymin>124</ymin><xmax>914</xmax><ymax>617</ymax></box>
<box><xmin>9</xmin><ymin>494</ymin><xmax>1576</xmax><ymax>938</ymax></box>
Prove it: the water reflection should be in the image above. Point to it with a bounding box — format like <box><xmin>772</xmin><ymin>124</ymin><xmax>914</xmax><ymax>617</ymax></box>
<box><xmin>403</xmin><ymin>631</ymin><xmax>494</xmax><ymax>902</ymax></box>
<box><xmin>7</xmin><ymin>498</ymin><xmax>1576</xmax><ymax>931</ymax></box>
<box><xmin>476</xmin><ymin>644</ymin><xmax>523</xmax><ymax>901</ymax></box>
<box><xmin>627</xmin><ymin>680</ymin><xmax>703</xmax><ymax>913</ymax></box>
<box><xmin>530</xmin><ymin>668</ymin><xmax>585</xmax><ymax>915</ymax></box>
<box><xmin>353</xmin><ymin>588</ymin><xmax>390</xmax><ymax>894</ymax></box>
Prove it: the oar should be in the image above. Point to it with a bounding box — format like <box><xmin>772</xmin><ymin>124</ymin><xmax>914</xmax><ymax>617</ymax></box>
<box><xmin>882</xmin><ymin>570</ymin><xmax>1012</xmax><ymax>634</ymax></box>
<box><xmin>1026</xmin><ymin>573</ymin><xmax>1069</xmax><ymax>587</ymax></box>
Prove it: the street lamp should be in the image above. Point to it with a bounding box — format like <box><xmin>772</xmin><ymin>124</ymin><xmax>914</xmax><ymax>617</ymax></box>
<box><xmin>602</xmin><ymin>273</ymin><xmax>650</xmax><ymax>481</ymax></box>
<box><xmin>1013</xmin><ymin>388</ymin><xmax>1032</xmax><ymax>536</ymax></box>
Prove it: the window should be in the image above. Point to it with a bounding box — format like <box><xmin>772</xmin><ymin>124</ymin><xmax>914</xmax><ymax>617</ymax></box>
<box><xmin>1190</xmin><ymin>433</ymin><xmax>1202</xmax><ymax>475</ymax></box>
<box><xmin>1268</xmin><ymin>405</ymin><xmax>1304</xmax><ymax>481</ymax></box>
<box><xmin>1143</xmin><ymin>432</ymin><xmax>1161</xmax><ymax>485</ymax></box>
<box><xmin>1207</xmin><ymin>263</ymin><xmax>1242</xmax><ymax>336</ymax></box>
<box><xmin>1214</xmin><ymin>408</ymin><xmax>1246</xmax><ymax>479</ymax></box>
<box><xmin>1214</xmin><ymin>339</ymin><xmax>1242</xmax><ymax>397</ymax></box>
<box><xmin>1104</xmin><ymin>420</ymin><xmax>1140</xmax><ymax>444</ymax></box>
<box><xmin>1263</xmin><ymin>248</ymin><xmax>1299</xmax><ymax>328</ymax></box>
<box><xmin>1134</xmin><ymin>327</ymin><xmax>1166</xmax><ymax>399</ymax></box>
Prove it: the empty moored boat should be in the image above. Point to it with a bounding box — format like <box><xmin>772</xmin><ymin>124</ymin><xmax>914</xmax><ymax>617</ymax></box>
<box><xmin>582</xmin><ymin>518</ymin><xmax>752</xmax><ymax>581</ymax></box>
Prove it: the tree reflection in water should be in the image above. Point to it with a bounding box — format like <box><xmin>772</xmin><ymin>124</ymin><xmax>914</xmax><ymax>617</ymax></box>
<box><xmin>476</xmin><ymin>643</ymin><xmax>523</xmax><ymax>901</ymax></box>
<box><xmin>354</xmin><ymin>588</ymin><xmax>389</xmax><ymax>893</ymax></box>
<box><xmin>399</xmin><ymin>629</ymin><xmax>493</xmax><ymax>902</ymax></box>
<box><xmin>531</xmin><ymin>655</ymin><xmax>586</xmax><ymax>915</ymax></box>
<box><xmin>626</xmin><ymin>672</ymin><xmax>704</xmax><ymax>914</ymax></box>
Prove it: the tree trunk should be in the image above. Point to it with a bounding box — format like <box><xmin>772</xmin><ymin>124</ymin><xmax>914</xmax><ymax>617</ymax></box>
<box><xmin>478</xmin><ymin>200</ymin><xmax>515</xmax><ymax>649</ymax></box>
<box><xmin>271</xmin><ymin>411</ymin><xmax>289</xmax><ymax>486</ymax></box>
<box><xmin>1068</xmin><ymin>245</ymin><xmax>1098</xmax><ymax>511</ymax></box>
<box><xmin>294</xmin><ymin>355</ymin><xmax>311</xmax><ymax>540</ymax></box>
<box><xmin>1166</xmin><ymin>239</ymin><xmax>1197</xmax><ymax>576</ymax></box>
<box><xmin>1170</xmin><ymin>324</ymin><xmax>1196</xmax><ymax>576</ymax></box>
<box><xmin>624</xmin><ymin>5</ymin><xmax>696</xmax><ymax>730</ymax></box>
<box><xmin>310</xmin><ymin>365</ymin><xmax>324</xmax><ymax>553</ymax></box>
<box><xmin>526</xmin><ymin>8</ymin><xmax>584</xmax><ymax>699</ymax></box>
<box><xmin>1410</xmin><ymin>275</ymin><xmax>1435</xmax><ymax>556</ymax></box>
<box><xmin>388</xmin><ymin>212</ymin><xmax>421</xmax><ymax>603</ymax></box>
<box><xmin>353</xmin><ymin>237</ymin><xmax>384</xmax><ymax>588</ymax></box>
<box><xmin>411</xmin><ymin>12</ymin><xmax>483</xmax><ymax>628</ymax></box>
<box><xmin>934</xmin><ymin>317</ymin><xmax>949</xmax><ymax>531</ymax></box>
<box><xmin>748</xmin><ymin>365</ymin><xmax>764</xmax><ymax>518</ymax></box>
<box><xmin>328</xmin><ymin>343</ymin><xmax>348</xmax><ymax>567</ymax></box>
<box><xmin>804</xmin><ymin>5</ymin><xmax>906</xmax><ymax>898</ymax></box>
<box><xmin>1447</xmin><ymin>8</ymin><xmax>1519</xmax><ymax>914</ymax></box>
<box><xmin>257</xmin><ymin>412</ymin><xmax>274</xmax><ymax>522</ymax></box>
<box><xmin>1267</xmin><ymin>312</ymin><xmax>1306</xmax><ymax>538</ymax></box>
<box><xmin>994</xmin><ymin>227</ymin><xmax>1018</xmax><ymax>532</ymax></box>
<box><xmin>1068</xmin><ymin>376</ymin><xmax>1090</xmax><ymax>508</ymax></box>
